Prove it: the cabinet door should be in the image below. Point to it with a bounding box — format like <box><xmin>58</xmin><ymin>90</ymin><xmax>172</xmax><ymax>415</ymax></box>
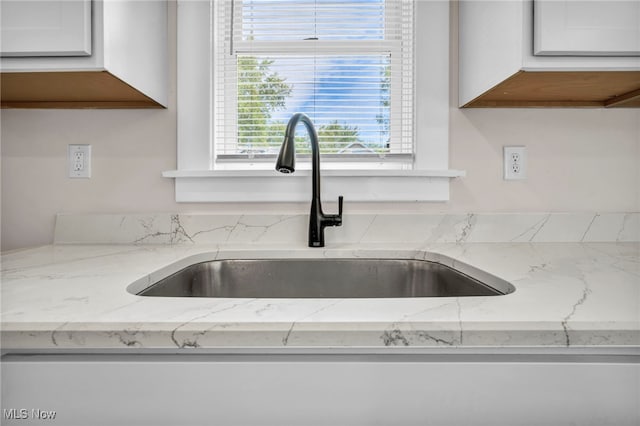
<box><xmin>2</xmin><ymin>354</ymin><xmax>639</xmax><ymax>426</ymax></box>
<box><xmin>534</xmin><ymin>0</ymin><xmax>640</xmax><ymax>56</ymax></box>
<box><xmin>0</xmin><ymin>0</ymin><xmax>91</xmax><ymax>57</ymax></box>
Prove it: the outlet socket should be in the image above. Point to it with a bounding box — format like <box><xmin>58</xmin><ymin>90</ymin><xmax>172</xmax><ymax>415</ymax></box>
<box><xmin>504</xmin><ymin>146</ymin><xmax>526</xmax><ymax>180</ymax></box>
<box><xmin>68</xmin><ymin>144</ymin><xmax>91</xmax><ymax>178</ymax></box>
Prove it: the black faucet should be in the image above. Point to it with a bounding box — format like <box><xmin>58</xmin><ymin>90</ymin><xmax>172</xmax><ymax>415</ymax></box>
<box><xmin>275</xmin><ymin>113</ymin><xmax>343</xmax><ymax>247</ymax></box>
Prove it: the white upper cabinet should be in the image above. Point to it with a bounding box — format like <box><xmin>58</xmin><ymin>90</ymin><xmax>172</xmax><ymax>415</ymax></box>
<box><xmin>459</xmin><ymin>0</ymin><xmax>640</xmax><ymax>108</ymax></box>
<box><xmin>534</xmin><ymin>0</ymin><xmax>640</xmax><ymax>56</ymax></box>
<box><xmin>0</xmin><ymin>0</ymin><xmax>167</xmax><ymax>108</ymax></box>
<box><xmin>1</xmin><ymin>0</ymin><xmax>92</xmax><ymax>57</ymax></box>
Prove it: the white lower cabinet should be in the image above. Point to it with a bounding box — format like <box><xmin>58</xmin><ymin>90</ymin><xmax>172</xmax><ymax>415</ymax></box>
<box><xmin>2</xmin><ymin>353</ymin><xmax>638</xmax><ymax>426</ymax></box>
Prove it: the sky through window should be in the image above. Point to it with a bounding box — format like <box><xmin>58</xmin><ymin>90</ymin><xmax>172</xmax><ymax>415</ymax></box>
<box><xmin>235</xmin><ymin>0</ymin><xmax>393</xmax><ymax>154</ymax></box>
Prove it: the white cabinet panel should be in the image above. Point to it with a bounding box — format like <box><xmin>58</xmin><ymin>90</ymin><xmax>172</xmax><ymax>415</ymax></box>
<box><xmin>2</xmin><ymin>354</ymin><xmax>639</xmax><ymax>426</ymax></box>
<box><xmin>0</xmin><ymin>0</ymin><xmax>91</xmax><ymax>57</ymax></box>
<box><xmin>534</xmin><ymin>0</ymin><xmax>640</xmax><ymax>56</ymax></box>
<box><xmin>0</xmin><ymin>0</ymin><xmax>167</xmax><ymax>108</ymax></box>
<box><xmin>459</xmin><ymin>0</ymin><xmax>640</xmax><ymax>107</ymax></box>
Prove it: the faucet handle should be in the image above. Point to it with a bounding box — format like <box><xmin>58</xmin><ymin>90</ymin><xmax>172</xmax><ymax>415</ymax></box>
<box><xmin>323</xmin><ymin>196</ymin><xmax>343</xmax><ymax>227</ymax></box>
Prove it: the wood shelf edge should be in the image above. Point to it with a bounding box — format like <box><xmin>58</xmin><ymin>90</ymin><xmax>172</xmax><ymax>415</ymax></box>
<box><xmin>462</xmin><ymin>70</ymin><xmax>640</xmax><ymax>109</ymax></box>
<box><xmin>0</xmin><ymin>71</ymin><xmax>165</xmax><ymax>109</ymax></box>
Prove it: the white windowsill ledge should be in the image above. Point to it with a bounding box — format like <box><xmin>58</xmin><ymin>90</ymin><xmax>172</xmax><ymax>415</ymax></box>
<box><xmin>163</xmin><ymin>169</ymin><xmax>466</xmax><ymax>203</ymax></box>
<box><xmin>162</xmin><ymin>169</ymin><xmax>466</xmax><ymax>178</ymax></box>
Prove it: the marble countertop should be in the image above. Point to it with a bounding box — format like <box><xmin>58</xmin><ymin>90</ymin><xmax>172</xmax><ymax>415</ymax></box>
<box><xmin>2</xmin><ymin>240</ymin><xmax>638</xmax><ymax>351</ymax></box>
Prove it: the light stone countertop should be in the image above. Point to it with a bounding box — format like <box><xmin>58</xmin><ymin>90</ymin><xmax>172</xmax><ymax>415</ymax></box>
<box><xmin>2</xmin><ymin>240</ymin><xmax>638</xmax><ymax>351</ymax></box>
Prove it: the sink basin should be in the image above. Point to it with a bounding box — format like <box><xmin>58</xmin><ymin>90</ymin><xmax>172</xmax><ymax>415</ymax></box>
<box><xmin>134</xmin><ymin>258</ymin><xmax>515</xmax><ymax>298</ymax></box>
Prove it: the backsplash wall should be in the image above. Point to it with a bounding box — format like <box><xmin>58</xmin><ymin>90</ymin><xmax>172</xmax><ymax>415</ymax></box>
<box><xmin>1</xmin><ymin>2</ymin><xmax>639</xmax><ymax>251</ymax></box>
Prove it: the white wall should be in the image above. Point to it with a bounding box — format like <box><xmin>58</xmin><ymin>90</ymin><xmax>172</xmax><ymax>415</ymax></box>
<box><xmin>2</xmin><ymin>2</ymin><xmax>639</xmax><ymax>251</ymax></box>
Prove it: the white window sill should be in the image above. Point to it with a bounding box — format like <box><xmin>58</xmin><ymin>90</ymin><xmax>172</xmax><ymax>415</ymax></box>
<box><xmin>162</xmin><ymin>169</ymin><xmax>466</xmax><ymax>202</ymax></box>
<box><xmin>162</xmin><ymin>169</ymin><xmax>466</xmax><ymax>178</ymax></box>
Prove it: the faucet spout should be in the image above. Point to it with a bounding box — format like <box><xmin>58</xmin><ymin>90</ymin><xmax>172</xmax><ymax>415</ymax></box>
<box><xmin>275</xmin><ymin>113</ymin><xmax>344</xmax><ymax>247</ymax></box>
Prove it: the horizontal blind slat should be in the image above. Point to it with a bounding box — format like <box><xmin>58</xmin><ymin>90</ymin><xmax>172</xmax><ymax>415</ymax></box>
<box><xmin>214</xmin><ymin>0</ymin><xmax>414</xmax><ymax>162</ymax></box>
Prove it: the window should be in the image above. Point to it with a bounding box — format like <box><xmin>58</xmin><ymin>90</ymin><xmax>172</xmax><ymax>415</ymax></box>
<box><xmin>214</xmin><ymin>0</ymin><xmax>414</xmax><ymax>168</ymax></box>
<box><xmin>168</xmin><ymin>0</ymin><xmax>461</xmax><ymax>202</ymax></box>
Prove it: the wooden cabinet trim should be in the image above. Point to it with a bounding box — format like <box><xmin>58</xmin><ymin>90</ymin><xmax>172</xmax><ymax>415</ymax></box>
<box><xmin>0</xmin><ymin>71</ymin><xmax>164</xmax><ymax>109</ymax></box>
<box><xmin>462</xmin><ymin>71</ymin><xmax>640</xmax><ymax>108</ymax></box>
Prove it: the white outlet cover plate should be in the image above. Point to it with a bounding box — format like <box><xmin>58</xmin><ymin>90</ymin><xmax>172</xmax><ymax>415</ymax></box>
<box><xmin>68</xmin><ymin>144</ymin><xmax>91</xmax><ymax>178</ymax></box>
<box><xmin>504</xmin><ymin>146</ymin><xmax>526</xmax><ymax>180</ymax></box>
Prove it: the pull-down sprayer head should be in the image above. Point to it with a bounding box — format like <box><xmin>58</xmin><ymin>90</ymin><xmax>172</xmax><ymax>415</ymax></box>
<box><xmin>275</xmin><ymin>134</ymin><xmax>295</xmax><ymax>174</ymax></box>
<box><xmin>276</xmin><ymin>112</ymin><xmax>305</xmax><ymax>174</ymax></box>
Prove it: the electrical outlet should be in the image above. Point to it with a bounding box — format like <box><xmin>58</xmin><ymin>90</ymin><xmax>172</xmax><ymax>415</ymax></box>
<box><xmin>504</xmin><ymin>146</ymin><xmax>526</xmax><ymax>180</ymax></box>
<box><xmin>68</xmin><ymin>144</ymin><xmax>91</xmax><ymax>178</ymax></box>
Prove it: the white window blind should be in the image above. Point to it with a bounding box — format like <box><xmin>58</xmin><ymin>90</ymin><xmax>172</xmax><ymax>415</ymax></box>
<box><xmin>213</xmin><ymin>0</ymin><xmax>415</xmax><ymax>165</ymax></box>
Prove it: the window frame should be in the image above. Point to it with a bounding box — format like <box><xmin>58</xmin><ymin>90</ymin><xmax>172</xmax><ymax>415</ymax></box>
<box><xmin>166</xmin><ymin>0</ymin><xmax>463</xmax><ymax>202</ymax></box>
<box><xmin>215</xmin><ymin>0</ymin><xmax>410</xmax><ymax>162</ymax></box>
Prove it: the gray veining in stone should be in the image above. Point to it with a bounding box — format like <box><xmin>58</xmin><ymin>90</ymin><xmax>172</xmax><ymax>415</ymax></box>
<box><xmin>2</xmin><ymin>213</ymin><xmax>639</xmax><ymax>351</ymax></box>
<box><xmin>54</xmin><ymin>212</ymin><xmax>640</xmax><ymax>245</ymax></box>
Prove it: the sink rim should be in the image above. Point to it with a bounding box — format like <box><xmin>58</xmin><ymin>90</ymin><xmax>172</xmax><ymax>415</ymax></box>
<box><xmin>127</xmin><ymin>254</ymin><xmax>516</xmax><ymax>299</ymax></box>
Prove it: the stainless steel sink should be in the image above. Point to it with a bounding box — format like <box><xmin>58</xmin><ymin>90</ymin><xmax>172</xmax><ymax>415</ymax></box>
<box><xmin>135</xmin><ymin>259</ymin><xmax>515</xmax><ymax>298</ymax></box>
